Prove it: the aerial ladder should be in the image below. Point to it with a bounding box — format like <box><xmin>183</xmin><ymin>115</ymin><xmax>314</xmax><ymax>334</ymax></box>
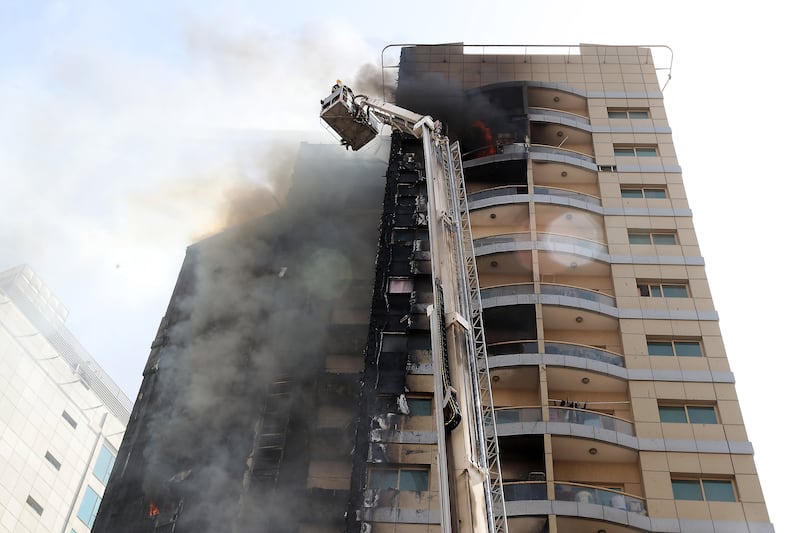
<box><xmin>321</xmin><ymin>84</ymin><xmax>508</xmax><ymax>533</ymax></box>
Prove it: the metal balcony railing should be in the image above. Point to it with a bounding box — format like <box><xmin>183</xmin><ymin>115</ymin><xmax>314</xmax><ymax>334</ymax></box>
<box><xmin>487</xmin><ymin>340</ymin><xmax>624</xmax><ymax>367</ymax></box>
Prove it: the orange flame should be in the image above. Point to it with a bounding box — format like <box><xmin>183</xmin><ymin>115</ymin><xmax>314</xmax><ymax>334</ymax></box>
<box><xmin>470</xmin><ymin>120</ymin><xmax>497</xmax><ymax>157</ymax></box>
<box><xmin>148</xmin><ymin>501</ymin><xmax>159</xmax><ymax>517</ymax></box>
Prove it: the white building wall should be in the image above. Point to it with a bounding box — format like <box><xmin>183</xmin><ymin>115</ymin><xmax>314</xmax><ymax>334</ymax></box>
<box><xmin>0</xmin><ymin>266</ymin><xmax>130</xmax><ymax>533</ymax></box>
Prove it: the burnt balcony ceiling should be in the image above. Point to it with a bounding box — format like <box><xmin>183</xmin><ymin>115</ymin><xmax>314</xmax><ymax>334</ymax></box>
<box><xmin>465</xmin><ymin>159</ymin><xmax>527</xmax><ymax>185</ymax></box>
<box><xmin>483</xmin><ymin>304</ymin><xmax>536</xmax><ymax>344</ymax></box>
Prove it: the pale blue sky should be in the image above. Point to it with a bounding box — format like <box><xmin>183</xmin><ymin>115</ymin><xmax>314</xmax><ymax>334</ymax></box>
<box><xmin>1</xmin><ymin>2</ymin><xmax>795</xmax><ymax>531</ymax></box>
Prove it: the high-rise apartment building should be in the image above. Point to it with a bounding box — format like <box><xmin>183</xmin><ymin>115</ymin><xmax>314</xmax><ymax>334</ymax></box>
<box><xmin>95</xmin><ymin>44</ymin><xmax>772</xmax><ymax>533</ymax></box>
<box><xmin>0</xmin><ymin>265</ymin><xmax>131</xmax><ymax>533</ymax></box>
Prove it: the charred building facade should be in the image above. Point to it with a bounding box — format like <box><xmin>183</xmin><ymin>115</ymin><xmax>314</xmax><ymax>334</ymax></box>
<box><xmin>96</xmin><ymin>44</ymin><xmax>773</xmax><ymax>533</ymax></box>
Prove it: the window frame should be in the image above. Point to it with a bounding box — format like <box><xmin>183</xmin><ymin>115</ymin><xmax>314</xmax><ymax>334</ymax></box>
<box><xmin>647</xmin><ymin>339</ymin><xmax>703</xmax><ymax>357</ymax></box>
<box><xmin>92</xmin><ymin>444</ymin><xmax>116</xmax><ymax>485</ymax></box>
<box><xmin>628</xmin><ymin>230</ymin><xmax>678</xmax><ymax>245</ymax></box>
<box><xmin>368</xmin><ymin>466</ymin><xmax>430</xmax><ymax>492</ymax></box>
<box><xmin>614</xmin><ymin>145</ymin><xmax>659</xmax><ymax>157</ymax></box>
<box><xmin>77</xmin><ymin>486</ymin><xmax>101</xmax><ymax>527</ymax></box>
<box><xmin>659</xmin><ymin>404</ymin><xmax>718</xmax><ymax>424</ymax></box>
<box><xmin>608</xmin><ymin>108</ymin><xmax>650</xmax><ymax>119</ymax></box>
<box><xmin>672</xmin><ymin>477</ymin><xmax>737</xmax><ymax>502</ymax></box>
<box><xmin>637</xmin><ymin>281</ymin><xmax>689</xmax><ymax>298</ymax></box>
<box><xmin>406</xmin><ymin>396</ymin><xmax>433</xmax><ymax>417</ymax></box>
<box><xmin>620</xmin><ymin>186</ymin><xmax>668</xmax><ymax>199</ymax></box>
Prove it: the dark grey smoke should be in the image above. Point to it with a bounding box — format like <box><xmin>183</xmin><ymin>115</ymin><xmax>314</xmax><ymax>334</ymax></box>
<box><xmin>94</xmin><ymin>141</ymin><xmax>388</xmax><ymax>532</ymax></box>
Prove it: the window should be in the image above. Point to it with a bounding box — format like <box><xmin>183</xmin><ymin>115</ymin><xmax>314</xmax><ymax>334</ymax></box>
<box><xmin>45</xmin><ymin>451</ymin><xmax>61</xmax><ymax>470</ymax></box>
<box><xmin>647</xmin><ymin>339</ymin><xmax>703</xmax><ymax>357</ymax></box>
<box><xmin>388</xmin><ymin>278</ymin><xmax>414</xmax><ymax>293</ymax></box>
<box><xmin>614</xmin><ymin>145</ymin><xmax>658</xmax><ymax>157</ymax></box>
<box><xmin>26</xmin><ymin>495</ymin><xmax>44</xmax><ymax>516</ymax></box>
<box><xmin>620</xmin><ymin>186</ymin><xmax>667</xmax><ymax>199</ymax></box>
<box><xmin>672</xmin><ymin>478</ymin><xmax>736</xmax><ymax>502</ymax></box>
<box><xmin>407</xmin><ymin>397</ymin><xmax>433</xmax><ymax>416</ymax></box>
<box><xmin>61</xmin><ymin>410</ymin><xmax>78</xmax><ymax>429</ymax></box>
<box><xmin>77</xmin><ymin>486</ymin><xmax>101</xmax><ymax>527</ymax></box>
<box><xmin>637</xmin><ymin>281</ymin><xmax>689</xmax><ymax>298</ymax></box>
<box><xmin>608</xmin><ymin>108</ymin><xmax>650</xmax><ymax>119</ymax></box>
<box><xmin>659</xmin><ymin>405</ymin><xmax>718</xmax><ymax>424</ymax></box>
<box><xmin>93</xmin><ymin>445</ymin><xmax>116</xmax><ymax>485</ymax></box>
<box><xmin>368</xmin><ymin>467</ymin><xmax>429</xmax><ymax>491</ymax></box>
<box><xmin>628</xmin><ymin>230</ymin><xmax>677</xmax><ymax>245</ymax></box>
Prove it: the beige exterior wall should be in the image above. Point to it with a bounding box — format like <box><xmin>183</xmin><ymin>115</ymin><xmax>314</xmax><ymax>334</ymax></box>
<box><xmin>397</xmin><ymin>43</ymin><xmax>771</xmax><ymax>532</ymax></box>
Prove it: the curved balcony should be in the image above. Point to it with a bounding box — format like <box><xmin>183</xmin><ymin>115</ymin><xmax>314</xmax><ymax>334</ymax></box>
<box><xmin>493</xmin><ymin>406</ymin><xmax>543</xmax><ymax>424</ymax></box>
<box><xmin>529</xmin><ymin>107</ymin><xmax>591</xmax><ymax>129</ymax></box>
<box><xmin>467</xmin><ymin>185</ymin><xmax>528</xmax><ymax>203</ymax></box>
<box><xmin>548</xmin><ymin>407</ymin><xmax>634</xmax><ymax>436</ymax></box>
<box><xmin>502</xmin><ymin>481</ymin><xmax>647</xmax><ymax>516</ymax></box>
<box><xmin>481</xmin><ymin>283</ymin><xmax>535</xmax><ymax>301</ymax></box>
<box><xmin>487</xmin><ymin>340</ymin><xmax>625</xmax><ymax>367</ymax></box>
<box><xmin>533</xmin><ymin>186</ymin><xmax>601</xmax><ymax>206</ymax></box>
<box><xmin>529</xmin><ymin>144</ymin><xmax>595</xmax><ymax>165</ymax></box>
<box><xmin>540</xmin><ymin>283</ymin><xmax>616</xmax><ymax>307</ymax></box>
<box><xmin>474</xmin><ymin>232</ymin><xmax>530</xmax><ymax>248</ymax></box>
<box><xmin>537</xmin><ymin>232</ymin><xmax>608</xmax><ymax>256</ymax></box>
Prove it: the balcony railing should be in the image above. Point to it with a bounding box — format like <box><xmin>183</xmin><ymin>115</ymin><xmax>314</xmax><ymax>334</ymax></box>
<box><xmin>543</xmin><ymin>341</ymin><xmax>625</xmax><ymax>367</ymax></box>
<box><xmin>502</xmin><ymin>481</ymin><xmax>647</xmax><ymax>516</ymax></box>
<box><xmin>474</xmin><ymin>232</ymin><xmax>530</xmax><ymax>249</ymax></box>
<box><xmin>467</xmin><ymin>185</ymin><xmax>528</xmax><ymax>203</ymax></box>
<box><xmin>503</xmin><ymin>481</ymin><xmax>547</xmax><ymax>501</ymax></box>
<box><xmin>532</xmin><ymin>185</ymin><xmax>601</xmax><ymax>206</ymax></box>
<box><xmin>493</xmin><ymin>406</ymin><xmax>543</xmax><ymax>424</ymax></box>
<box><xmin>548</xmin><ymin>407</ymin><xmax>634</xmax><ymax>436</ymax></box>
<box><xmin>529</xmin><ymin>107</ymin><xmax>591</xmax><ymax>126</ymax></box>
<box><xmin>554</xmin><ymin>482</ymin><xmax>647</xmax><ymax>515</ymax></box>
<box><xmin>486</xmin><ymin>340</ymin><xmax>625</xmax><ymax>367</ymax></box>
<box><xmin>529</xmin><ymin>144</ymin><xmax>595</xmax><ymax>164</ymax></box>
<box><xmin>537</xmin><ymin>232</ymin><xmax>608</xmax><ymax>255</ymax></box>
<box><xmin>481</xmin><ymin>283</ymin><xmax>535</xmax><ymax>300</ymax></box>
<box><xmin>540</xmin><ymin>283</ymin><xmax>616</xmax><ymax>307</ymax></box>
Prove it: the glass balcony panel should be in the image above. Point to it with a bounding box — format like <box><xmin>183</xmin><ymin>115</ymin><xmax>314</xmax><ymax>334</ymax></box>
<box><xmin>503</xmin><ymin>481</ymin><xmax>547</xmax><ymax>501</ymax></box>
<box><xmin>481</xmin><ymin>283</ymin><xmax>535</xmax><ymax>300</ymax></box>
<box><xmin>474</xmin><ymin>233</ymin><xmax>531</xmax><ymax>248</ymax></box>
<box><xmin>533</xmin><ymin>186</ymin><xmax>601</xmax><ymax>206</ymax></box>
<box><xmin>543</xmin><ymin>341</ymin><xmax>624</xmax><ymax>367</ymax></box>
<box><xmin>529</xmin><ymin>107</ymin><xmax>591</xmax><ymax>127</ymax></box>
<box><xmin>487</xmin><ymin>340</ymin><xmax>539</xmax><ymax>356</ymax></box>
<box><xmin>540</xmin><ymin>283</ymin><xmax>616</xmax><ymax>307</ymax></box>
<box><xmin>554</xmin><ymin>482</ymin><xmax>647</xmax><ymax>515</ymax></box>
<box><xmin>548</xmin><ymin>407</ymin><xmax>634</xmax><ymax>436</ymax></box>
<box><xmin>467</xmin><ymin>185</ymin><xmax>528</xmax><ymax>203</ymax></box>
<box><xmin>529</xmin><ymin>144</ymin><xmax>595</xmax><ymax>164</ymax></box>
<box><xmin>492</xmin><ymin>407</ymin><xmax>543</xmax><ymax>425</ymax></box>
<box><xmin>537</xmin><ymin>233</ymin><xmax>608</xmax><ymax>255</ymax></box>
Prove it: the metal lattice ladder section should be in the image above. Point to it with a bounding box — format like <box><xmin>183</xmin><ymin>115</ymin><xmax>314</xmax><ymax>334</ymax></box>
<box><xmin>250</xmin><ymin>379</ymin><xmax>292</xmax><ymax>489</ymax></box>
<box><xmin>439</xmin><ymin>139</ymin><xmax>508</xmax><ymax>533</ymax></box>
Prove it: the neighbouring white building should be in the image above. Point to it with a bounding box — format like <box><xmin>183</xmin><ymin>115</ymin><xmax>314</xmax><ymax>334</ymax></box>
<box><xmin>0</xmin><ymin>265</ymin><xmax>132</xmax><ymax>533</ymax></box>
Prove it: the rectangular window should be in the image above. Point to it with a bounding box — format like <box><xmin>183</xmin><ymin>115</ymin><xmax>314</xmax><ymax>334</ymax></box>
<box><xmin>26</xmin><ymin>495</ymin><xmax>44</xmax><ymax>516</ymax></box>
<box><xmin>608</xmin><ymin>108</ymin><xmax>650</xmax><ymax>119</ymax></box>
<box><xmin>628</xmin><ymin>230</ymin><xmax>677</xmax><ymax>245</ymax></box>
<box><xmin>672</xmin><ymin>478</ymin><xmax>736</xmax><ymax>502</ymax></box>
<box><xmin>77</xmin><ymin>486</ymin><xmax>101</xmax><ymax>527</ymax></box>
<box><xmin>647</xmin><ymin>339</ymin><xmax>703</xmax><ymax>357</ymax></box>
<box><xmin>61</xmin><ymin>410</ymin><xmax>78</xmax><ymax>429</ymax></box>
<box><xmin>45</xmin><ymin>451</ymin><xmax>61</xmax><ymax>471</ymax></box>
<box><xmin>407</xmin><ymin>397</ymin><xmax>433</xmax><ymax>416</ymax></box>
<box><xmin>388</xmin><ymin>278</ymin><xmax>414</xmax><ymax>293</ymax></box>
<box><xmin>659</xmin><ymin>405</ymin><xmax>718</xmax><ymax>424</ymax></box>
<box><xmin>638</xmin><ymin>281</ymin><xmax>689</xmax><ymax>298</ymax></box>
<box><xmin>614</xmin><ymin>145</ymin><xmax>659</xmax><ymax>157</ymax></box>
<box><xmin>93</xmin><ymin>445</ymin><xmax>116</xmax><ymax>485</ymax></box>
<box><xmin>368</xmin><ymin>466</ymin><xmax>429</xmax><ymax>492</ymax></box>
<box><xmin>620</xmin><ymin>186</ymin><xmax>667</xmax><ymax>199</ymax></box>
